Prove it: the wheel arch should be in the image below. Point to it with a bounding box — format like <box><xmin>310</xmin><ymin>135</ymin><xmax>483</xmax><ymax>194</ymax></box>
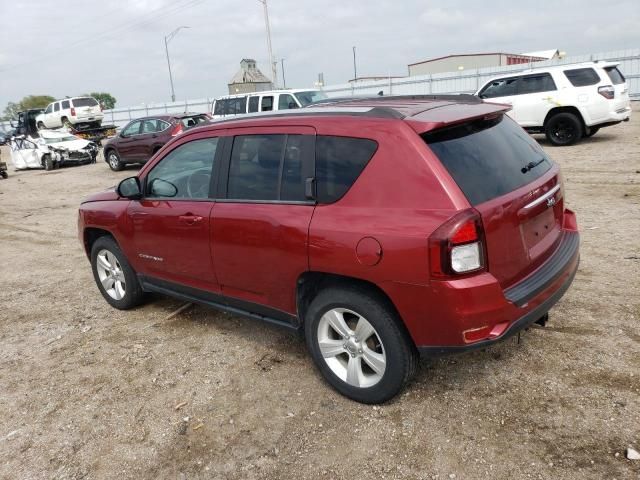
<box><xmin>83</xmin><ymin>227</ymin><xmax>115</xmax><ymax>258</ymax></box>
<box><xmin>296</xmin><ymin>271</ymin><xmax>416</xmax><ymax>347</ymax></box>
<box><xmin>543</xmin><ymin>106</ymin><xmax>586</xmax><ymax>130</ymax></box>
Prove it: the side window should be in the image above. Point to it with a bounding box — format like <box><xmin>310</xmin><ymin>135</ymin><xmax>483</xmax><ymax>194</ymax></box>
<box><xmin>146</xmin><ymin>138</ymin><xmax>218</xmax><ymax>199</ymax></box>
<box><xmin>53</xmin><ymin>103</ymin><xmax>60</xmax><ymax>112</ymax></box>
<box><xmin>213</xmin><ymin>100</ymin><xmax>226</xmax><ymax>115</ymax></box>
<box><xmin>157</xmin><ymin>120</ymin><xmax>171</xmax><ymax>131</ymax></box>
<box><xmin>122</xmin><ymin>121</ymin><xmax>142</xmax><ymax>136</ymax></box>
<box><xmin>564</xmin><ymin>68</ymin><xmax>600</xmax><ymax>87</ymax></box>
<box><xmin>604</xmin><ymin>66</ymin><xmax>625</xmax><ymax>85</ymax></box>
<box><xmin>278</xmin><ymin>94</ymin><xmax>298</xmax><ymax>110</ymax></box>
<box><xmin>228</xmin><ymin>135</ymin><xmax>285</xmax><ymax>200</ymax></box>
<box><xmin>479</xmin><ymin>77</ymin><xmax>518</xmax><ymax>99</ymax></box>
<box><xmin>45</xmin><ymin>104</ymin><xmax>53</xmax><ymax>114</ymax></box>
<box><xmin>141</xmin><ymin>119</ymin><xmax>158</xmax><ymax>134</ymax></box>
<box><xmin>227</xmin><ymin>134</ymin><xmax>312</xmax><ymax>201</ymax></box>
<box><xmin>315</xmin><ymin>136</ymin><xmax>378</xmax><ymax>204</ymax></box>
<box><xmin>233</xmin><ymin>97</ymin><xmax>247</xmax><ymax>114</ymax></box>
<box><xmin>248</xmin><ymin>96</ymin><xmax>259</xmax><ymax>113</ymax></box>
<box><xmin>519</xmin><ymin>73</ymin><xmax>557</xmax><ymax>94</ymax></box>
<box><xmin>261</xmin><ymin>96</ymin><xmax>274</xmax><ymax>112</ymax></box>
<box><xmin>61</xmin><ymin>100</ymin><xmax>70</xmax><ymax>109</ymax></box>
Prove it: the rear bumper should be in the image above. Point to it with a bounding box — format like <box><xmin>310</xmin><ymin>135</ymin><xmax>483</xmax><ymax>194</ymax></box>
<box><xmin>381</xmin><ymin>215</ymin><xmax>580</xmax><ymax>355</ymax></box>
<box><xmin>418</xmin><ymin>250</ymin><xmax>578</xmax><ymax>356</ymax></box>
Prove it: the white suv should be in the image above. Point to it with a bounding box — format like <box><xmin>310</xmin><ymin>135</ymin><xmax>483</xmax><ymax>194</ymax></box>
<box><xmin>476</xmin><ymin>62</ymin><xmax>631</xmax><ymax>146</ymax></box>
<box><xmin>36</xmin><ymin>97</ymin><xmax>104</xmax><ymax>130</ymax></box>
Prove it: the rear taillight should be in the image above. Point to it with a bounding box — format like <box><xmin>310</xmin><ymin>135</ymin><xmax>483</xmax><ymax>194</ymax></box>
<box><xmin>598</xmin><ymin>85</ymin><xmax>615</xmax><ymax>99</ymax></box>
<box><xmin>429</xmin><ymin>209</ymin><xmax>486</xmax><ymax>278</ymax></box>
<box><xmin>170</xmin><ymin>124</ymin><xmax>183</xmax><ymax>136</ymax></box>
<box><xmin>70</xmin><ymin>107</ymin><xmax>76</xmax><ymax>116</ymax></box>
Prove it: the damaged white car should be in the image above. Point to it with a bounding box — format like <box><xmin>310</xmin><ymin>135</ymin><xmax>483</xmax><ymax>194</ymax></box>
<box><xmin>9</xmin><ymin>130</ymin><xmax>98</xmax><ymax>171</ymax></box>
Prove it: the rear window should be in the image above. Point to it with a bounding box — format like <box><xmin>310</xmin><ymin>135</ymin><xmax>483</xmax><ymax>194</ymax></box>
<box><xmin>604</xmin><ymin>66</ymin><xmax>626</xmax><ymax>85</ymax></box>
<box><xmin>214</xmin><ymin>97</ymin><xmax>246</xmax><ymax>115</ymax></box>
<box><xmin>72</xmin><ymin>97</ymin><xmax>99</xmax><ymax>107</ymax></box>
<box><xmin>423</xmin><ymin>115</ymin><xmax>553</xmax><ymax>205</ymax></box>
<box><xmin>316</xmin><ymin>136</ymin><xmax>378</xmax><ymax>204</ymax></box>
<box><xmin>563</xmin><ymin>68</ymin><xmax>600</xmax><ymax>87</ymax></box>
<box><xmin>180</xmin><ymin>115</ymin><xmax>208</xmax><ymax>128</ymax></box>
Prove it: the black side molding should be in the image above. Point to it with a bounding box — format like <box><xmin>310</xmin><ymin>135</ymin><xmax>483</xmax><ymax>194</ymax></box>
<box><xmin>505</xmin><ymin>231</ymin><xmax>580</xmax><ymax>307</ymax></box>
<box><xmin>139</xmin><ymin>276</ymin><xmax>301</xmax><ymax>333</ymax></box>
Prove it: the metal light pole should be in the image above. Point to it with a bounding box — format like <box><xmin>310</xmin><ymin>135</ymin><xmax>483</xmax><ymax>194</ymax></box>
<box><xmin>352</xmin><ymin>46</ymin><xmax>357</xmax><ymax>81</ymax></box>
<box><xmin>257</xmin><ymin>0</ymin><xmax>277</xmax><ymax>88</ymax></box>
<box><xmin>164</xmin><ymin>26</ymin><xmax>189</xmax><ymax>102</ymax></box>
<box><xmin>281</xmin><ymin>58</ymin><xmax>286</xmax><ymax>89</ymax></box>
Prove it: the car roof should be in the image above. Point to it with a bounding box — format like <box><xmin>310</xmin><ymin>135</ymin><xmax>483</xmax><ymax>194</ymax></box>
<box><xmin>216</xmin><ymin>89</ymin><xmax>321</xmax><ymax>100</ymax></box>
<box><xmin>481</xmin><ymin>61</ymin><xmax>620</xmax><ymax>82</ymax></box>
<box><xmin>201</xmin><ymin>95</ymin><xmax>511</xmax><ymax>134</ymax></box>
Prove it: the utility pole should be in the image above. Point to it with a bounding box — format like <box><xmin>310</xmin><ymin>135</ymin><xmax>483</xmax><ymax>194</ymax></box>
<box><xmin>164</xmin><ymin>26</ymin><xmax>189</xmax><ymax>102</ymax></box>
<box><xmin>257</xmin><ymin>0</ymin><xmax>277</xmax><ymax>88</ymax></box>
<box><xmin>352</xmin><ymin>46</ymin><xmax>357</xmax><ymax>81</ymax></box>
<box><xmin>281</xmin><ymin>58</ymin><xmax>286</xmax><ymax>89</ymax></box>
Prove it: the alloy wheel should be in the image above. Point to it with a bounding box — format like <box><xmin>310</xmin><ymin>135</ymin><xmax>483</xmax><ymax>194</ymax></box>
<box><xmin>317</xmin><ymin>308</ymin><xmax>386</xmax><ymax>388</ymax></box>
<box><xmin>95</xmin><ymin>249</ymin><xmax>126</xmax><ymax>300</ymax></box>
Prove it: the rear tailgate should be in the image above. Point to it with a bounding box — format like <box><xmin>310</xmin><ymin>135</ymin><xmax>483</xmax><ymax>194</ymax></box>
<box><xmin>423</xmin><ymin>114</ymin><xmax>564</xmax><ymax>288</ymax></box>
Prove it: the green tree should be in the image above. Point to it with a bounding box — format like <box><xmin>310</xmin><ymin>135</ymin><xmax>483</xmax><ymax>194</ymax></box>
<box><xmin>2</xmin><ymin>95</ymin><xmax>55</xmax><ymax>120</ymax></box>
<box><xmin>86</xmin><ymin>92</ymin><xmax>117</xmax><ymax>110</ymax></box>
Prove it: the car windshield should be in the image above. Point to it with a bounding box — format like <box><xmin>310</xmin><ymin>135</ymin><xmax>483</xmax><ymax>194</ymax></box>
<box><xmin>179</xmin><ymin>115</ymin><xmax>208</xmax><ymax>128</ymax></box>
<box><xmin>294</xmin><ymin>91</ymin><xmax>328</xmax><ymax>106</ymax></box>
<box><xmin>44</xmin><ymin>136</ymin><xmax>78</xmax><ymax>144</ymax></box>
<box><xmin>72</xmin><ymin>97</ymin><xmax>99</xmax><ymax>107</ymax></box>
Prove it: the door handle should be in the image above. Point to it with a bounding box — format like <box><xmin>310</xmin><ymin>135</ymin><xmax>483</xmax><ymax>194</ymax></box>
<box><xmin>179</xmin><ymin>214</ymin><xmax>203</xmax><ymax>225</ymax></box>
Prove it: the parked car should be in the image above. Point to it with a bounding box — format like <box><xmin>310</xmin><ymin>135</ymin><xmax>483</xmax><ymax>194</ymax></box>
<box><xmin>476</xmin><ymin>61</ymin><xmax>631</xmax><ymax>146</ymax></box>
<box><xmin>78</xmin><ymin>95</ymin><xmax>580</xmax><ymax>403</ymax></box>
<box><xmin>10</xmin><ymin>130</ymin><xmax>97</xmax><ymax>170</ymax></box>
<box><xmin>36</xmin><ymin>96</ymin><xmax>104</xmax><ymax>130</ymax></box>
<box><xmin>0</xmin><ymin>128</ymin><xmax>11</xmax><ymax>145</ymax></box>
<box><xmin>211</xmin><ymin>89</ymin><xmax>328</xmax><ymax>118</ymax></box>
<box><xmin>102</xmin><ymin>113</ymin><xmax>209</xmax><ymax>171</ymax></box>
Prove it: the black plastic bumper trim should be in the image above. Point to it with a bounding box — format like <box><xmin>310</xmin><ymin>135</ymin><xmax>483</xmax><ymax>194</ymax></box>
<box><xmin>504</xmin><ymin>231</ymin><xmax>580</xmax><ymax>307</ymax></box>
<box><xmin>418</xmin><ymin>254</ymin><xmax>578</xmax><ymax>357</ymax></box>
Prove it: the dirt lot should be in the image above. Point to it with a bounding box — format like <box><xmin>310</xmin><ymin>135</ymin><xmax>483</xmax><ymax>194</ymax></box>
<box><xmin>1</xmin><ymin>112</ymin><xmax>639</xmax><ymax>480</ymax></box>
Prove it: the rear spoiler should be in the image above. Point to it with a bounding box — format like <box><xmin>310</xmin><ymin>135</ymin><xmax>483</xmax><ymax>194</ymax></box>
<box><xmin>405</xmin><ymin>101</ymin><xmax>512</xmax><ymax>135</ymax></box>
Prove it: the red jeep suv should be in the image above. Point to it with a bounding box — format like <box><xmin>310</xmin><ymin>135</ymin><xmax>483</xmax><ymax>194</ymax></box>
<box><xmin>78</xmin><ymin>95</ymin><xmax>579</xmax><ymax>403</ymax></box>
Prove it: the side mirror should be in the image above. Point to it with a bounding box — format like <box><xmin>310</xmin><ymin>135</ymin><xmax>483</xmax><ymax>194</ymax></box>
<box><xmin>117</xmin><ymin>177</ymin><xmax>142</xmax><ymax>199</ymax></box>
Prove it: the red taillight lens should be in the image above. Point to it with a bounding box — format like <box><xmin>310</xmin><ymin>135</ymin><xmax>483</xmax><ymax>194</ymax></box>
<box><xmin>598</xmin><ymin>85</ymin><xmax>615</xmax><ymax>99</ymax></box>
<box><xmin>70</xmin><ymin>107</ymin><xmax>76</xmax><ymax>116</ymax></box>
<box><xmin>170</xmin><ymin>124</ymin><xmax>183</xmax><ymax>136</ymax></box>
<box><xmin>429</xmin><ymin>209</ymin><xmax>486</xmax><ymax>278</ymax></box>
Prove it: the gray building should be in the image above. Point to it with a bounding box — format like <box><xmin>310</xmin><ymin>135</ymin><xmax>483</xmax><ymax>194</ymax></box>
<box><xmin>408</xmin><ymin>52</ymin><xmax>549</xmax><ymax>76</ymax></box>
<box><xmin>228</xmin><ymin>59</ymin><xmax>273</xmax><ymax>95</ymax></box>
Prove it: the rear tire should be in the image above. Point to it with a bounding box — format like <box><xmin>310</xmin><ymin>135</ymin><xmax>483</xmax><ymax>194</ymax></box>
<box><xmin>91</xmin><ymin>236</ymin><xmax>145</xmax><ymax>310</ymax></box>
<box><xmin>585</xmin><ymin>126</ymin><xmax>600</xmax><ymax>138</ymax></box>
<box><xmin>305</xmin><ymin>286</ymin><xmax>417</xmax><ymax>404</ymax></box>
<box><xmin>545</xmin><ymin>112</ymin><xmax>583</xmax><ymax>146</ymax></box>
<box><xmin>107</xmin><ymin>150</ymin><xmax>124</xmax><ymax>171</ymax></box>
<box><xmin>61</xmin><ymin>117</ymin><xmax>71</xmax><ymax>129</ymax></box>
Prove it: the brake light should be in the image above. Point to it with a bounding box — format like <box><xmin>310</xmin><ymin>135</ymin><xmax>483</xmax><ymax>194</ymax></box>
<box><xmin>70</xmin><ymin>107</ymin><xmax>76</xmax><ymax>116</ymax></box>
<box><xmin>170</xmin><ymin>124</ymin><xmax>183</xmax><ymax>136</ymax></box>
<box><xmin>429</xmin><ymin>209</ymin><xmax>486</xmax><ymax>278</ymax></box>
<box><xmin>598</xmin><ymin>85</ymin><xmax>615</xmax><ymax>99</ymax></box>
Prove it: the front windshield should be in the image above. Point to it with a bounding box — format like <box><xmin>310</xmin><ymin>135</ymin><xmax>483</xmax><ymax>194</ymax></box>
<box><xmin>44</xmin><ymin>136</ymin><xmax>78</xmax><ymax>144</ymax></box>
<box><xmin>294</xmin><ymin>90</ymin><xmax>328</xmax><ymax>106</ymax></box>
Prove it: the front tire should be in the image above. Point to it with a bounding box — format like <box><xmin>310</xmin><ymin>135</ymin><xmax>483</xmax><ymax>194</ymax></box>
<box><xmin>106</xmin><ymin>150</ymin><xmax>124</xmax><ymax>171</ymax></box>
<box><xmin>305</xmin><ymin>286</ymin><xmax>417</xmax><ymax>404</ymax></box>
<box><xmin>37</xmin><ymin>121</ymin><xmax>45</xmax><ymax>130</ymax></box>
<box><xmin>91</xmin><ymin>236</ymin><xmax>144</xmax><ymax>310</ymax></box>
<box><xmin>545</xmin><ymin>112</ymin><xmax>583</xmax><ymax>146</ymax></box>
<box><xmin>43</xmin><ymin>154</ymin><xmax>54</xmax><ymax>171</ymax></box>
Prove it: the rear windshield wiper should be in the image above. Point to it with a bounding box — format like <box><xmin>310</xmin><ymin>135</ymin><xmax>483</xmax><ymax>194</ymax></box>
<box><xmin>521</xmin><ymin>158</ymin><xmax>546</xmax><ymax>174</ymax></box>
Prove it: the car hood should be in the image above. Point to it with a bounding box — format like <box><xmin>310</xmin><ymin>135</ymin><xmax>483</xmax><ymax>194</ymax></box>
<box><xmin>42</xmin><ymin>139</ymin><xmax>92</xmax><ymax>151</ymax></box>
<box><xmin>81</xmin><ymin>187</ymin><xmax>119</xmax><ymax>204</ymax></box>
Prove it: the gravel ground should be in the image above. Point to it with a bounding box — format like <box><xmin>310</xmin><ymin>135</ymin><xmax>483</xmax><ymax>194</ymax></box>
<box><xmin>0</xmin><ymin>110</ymin><xmax>639</xmax><ymax>480</ymax></box>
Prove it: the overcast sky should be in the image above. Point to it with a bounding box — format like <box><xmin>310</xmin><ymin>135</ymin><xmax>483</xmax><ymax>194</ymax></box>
<box><xmin>1</xmin><ymin>0</ymin><xmax>638</xmax><ymax>110</ymax></box>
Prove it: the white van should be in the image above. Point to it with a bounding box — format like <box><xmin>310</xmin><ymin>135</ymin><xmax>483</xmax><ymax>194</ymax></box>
<box><xmin>211</xmin><ymin>89</ymin><xmax>328</xmax><ymax>118</ymax></box>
